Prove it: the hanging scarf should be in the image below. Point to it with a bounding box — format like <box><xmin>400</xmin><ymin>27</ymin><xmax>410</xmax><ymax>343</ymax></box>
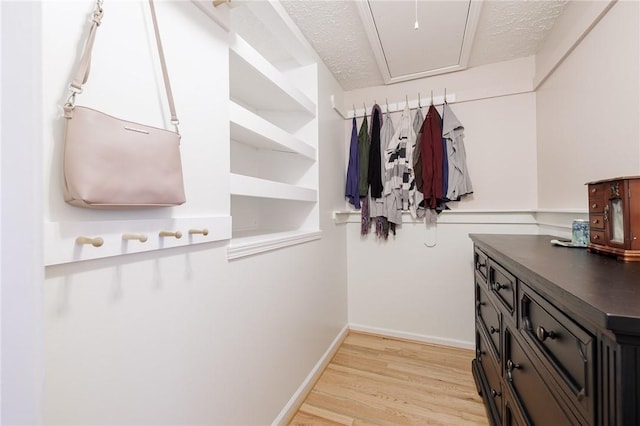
<box><xmin>368</xmin><ymin>105</ymin><xmax>383</xmax><ymax>198</ymax></box>
<box><xmin>374</xmin><ymin>110</ymin><xmax>395</xmax><ymax>239</ymax></box>
<box><xmin>357</xmin><ymin>114</ymin><xmax>370</xmax><ymax>234</ymax></box>
<box><xmin>345</xmin><ymin>117</ymin><xmax>360</xmax><ymax>209</ymax></box>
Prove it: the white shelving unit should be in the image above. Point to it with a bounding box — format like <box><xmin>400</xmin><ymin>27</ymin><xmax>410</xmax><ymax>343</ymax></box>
<box><xmin>230</xmin><ymin>101</ymin><xmax>316</xmax><ymax>159</ymax></box>
<box><xmin>229</xmin><ymin>33</ymin><xmax>316</xmax><ymax>115</ymax></box>
<box><xmin>226</xmin><ymin>4</ymin><xmax>320</xmax><ymax>259</ymax></box>
<box><xmin>230</xmin><ymin>174</ymin><xmax>317</xmax><ymax>202</ymax></box>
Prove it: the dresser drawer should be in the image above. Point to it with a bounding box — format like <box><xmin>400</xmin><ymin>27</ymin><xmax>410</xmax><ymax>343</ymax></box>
<box><xmin>504</xmin><ymin>327</ymin><xmax>577</xmax><ymax>425</ymax></box>
<box><xmin>476</xmin><ymin>331</ymin><xmax>502</xmax><ymax>425</ymax></box>
<box><xmin>588</xmin><ymin>183</ymin><xmax>604</xmax><ymax>199</ymax></box>
<box><xmin>489</xmin><ymin>261</ymin><xmax>516</xmax><ymax>319</ymax></box>
<box><xmin>474</xmin><ymin>247</ymin><xmax>489</xmax><ymax>283</ymax></box>
<box><xmin>589</xmin><ymin>199</ymin><xmax>605</xmax><ymax>213</ymax></box>
<box><xmin>589</xmin><ymin>214</ymin><xmax>604</xmax><ymax>230</ymax></box>
<box><xmin>503</xmin><ymin>384</ymin><xmax>527</xmax><ymax>426</ymax></box>
<box><xmin>519</xmin><ymin>284</ymin><xmax>594</xmax><ymax>422</ymax></box>
<box><xmin>476</xmin><ymin>281</ymin><xmax>501</xmax><ymax>363</ymax></box>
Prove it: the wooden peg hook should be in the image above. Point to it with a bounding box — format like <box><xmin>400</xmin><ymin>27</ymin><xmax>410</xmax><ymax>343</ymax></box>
<box><xmin>159</xmin><ymin>230</ymin><xmax>182</xmax><ymax>239</ymax></box>
<box><xmin>189</xmin><ymin>229</ymin><xmax>209</xmax><ymax>236</ymax></box>
<box><xmin>122</xmin><ymin>233</ymin><xmax>148</xmax><ymax>243</ymax></box>
<box><xmin>76</xmin><ymin>236</ymin><xmax>104</xmax><ymax>247</ymax></box>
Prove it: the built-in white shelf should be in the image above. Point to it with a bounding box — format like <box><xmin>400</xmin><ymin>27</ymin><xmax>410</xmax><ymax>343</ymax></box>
<box><xmin>230</xmin><ymin>173</ymin><xmax>317</xmax><ymax>202</ymax></box>
<box><xmin>45</xmin><ymin>216</ymin><xmax>232</xmax><ymax>266</ymax></box>
<box><xmin>229</xmin><ymin>33</ymin><xmax>316</xmax><ymax>115</ymax></box>
<box><xmin>227</xmin><ymin>7</ymin><xmax>319</xmax><ymax>259</ymax></box>
<box><xmin>230</xmin><ymin>101</ymin><xmax>316</xmax><ymax>160</ymax></box>
<box><xmin>227</xmin><ymin>229</ymin><xmax>322</xmax><ymax>260</ymax></box>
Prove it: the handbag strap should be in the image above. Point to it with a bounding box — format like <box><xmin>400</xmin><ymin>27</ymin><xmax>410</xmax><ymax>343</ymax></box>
<box><xmin>67</xmin><ymin>0</ymin><xmax>179</xmax><ymax>129</ymax></box>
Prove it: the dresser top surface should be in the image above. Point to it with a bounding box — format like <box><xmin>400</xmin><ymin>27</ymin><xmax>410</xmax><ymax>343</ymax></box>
<box><xmin>470</xmin><ymin>234</ymin><xmax>640</xmax><ymax>335</ymax></box>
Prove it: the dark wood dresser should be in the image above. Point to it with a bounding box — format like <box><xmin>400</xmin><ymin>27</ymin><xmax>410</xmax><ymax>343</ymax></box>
<box><xmin>470</xmin><ymin>234</ymin><xmax>640</xmax><ymax>425</ymax></box>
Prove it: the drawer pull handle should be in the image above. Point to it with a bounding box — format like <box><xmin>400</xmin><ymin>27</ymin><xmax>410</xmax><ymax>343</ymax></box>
<box><xmin>592</xmin><ymin>218</ymin><xmax>599</xmax><ymax>224</ymax></box>
<box><xmin>591</xmin><ymin>187</ymin><xmax>597</xmax><ymax>193</ymax></box>
<box><xmin>506</xmin><ymin>359</ymin><xmax>521</xmax><ymax>383</ymax></box>
<box><xmin>477</xmin><ymin>262</ymin><xmax>486</xmax><ymax>269</ymax></box>
<box><xmin>592</xmin><ymin>235</ymin><xmax>600</xmax><ymax>241</ymax></box>
<box><xmin>536</xmin><ymin>326</ymin><xmax>556</xmax><ymax>342</ymax></box>
<box><xmin>491</xmin><ymin>389</ymin><xmax>501</xmax><ymax>398</ymax></box>
<box><xmin>493</xmin><ymin>281</ymin><xmax>506</xmax><ymax>291</ymax></box>
<box><xmin>592</xmin><ymin>203</ymin><xmax>598</xmax><ymax>209</ymax></box>
<box><xmin>490</xmin><ymin>326</ymin><xmax>499</xmax><ymax>335</ymax></box>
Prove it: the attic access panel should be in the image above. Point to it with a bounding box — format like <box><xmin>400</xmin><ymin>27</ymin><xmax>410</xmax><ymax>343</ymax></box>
<box><xmin>357</xmin><ymin>0</ymin><xmax>482</xmax><ymax>84</ymax></box>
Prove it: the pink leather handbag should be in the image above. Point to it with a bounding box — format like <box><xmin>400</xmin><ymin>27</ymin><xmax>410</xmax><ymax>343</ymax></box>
<box><xmin>62</xmin><ymin>0</ymin><xmax>186</xmax><ymax>209</ymax></box>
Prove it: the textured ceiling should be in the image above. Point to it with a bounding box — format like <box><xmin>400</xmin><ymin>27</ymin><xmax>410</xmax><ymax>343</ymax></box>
<box><xmin>280</xmin><ymin>0</ymin><xmax>384</xmax><ymax>89</ymax></box>
<box><xmin>280</xmin><ymin>0</ymin><xmax>569</xmax><ymax>91</ymax></box>
<box><xmin>469</xmin><ymin>0</ymin><xmax>569</xmax><ymax>67</ymax></box>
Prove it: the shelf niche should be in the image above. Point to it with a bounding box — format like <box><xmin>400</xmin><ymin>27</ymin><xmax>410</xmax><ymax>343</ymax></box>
<box><xmin>227</xmin><ymin>3</ymin><xmax>319</xmax><ymax>259</ymax></box>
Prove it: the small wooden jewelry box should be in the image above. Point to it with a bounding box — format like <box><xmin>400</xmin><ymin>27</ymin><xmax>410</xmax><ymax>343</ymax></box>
<box><xmin>586</xmin><ymin>176</ymin><xmax>640</xmax><ymax>261</ymax></box>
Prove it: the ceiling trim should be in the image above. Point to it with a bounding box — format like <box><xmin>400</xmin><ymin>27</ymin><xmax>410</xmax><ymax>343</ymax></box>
<box><xmin>356</xmin><ymin>0</ymin><xmax>484</xmax><ymax>85</ymax></box>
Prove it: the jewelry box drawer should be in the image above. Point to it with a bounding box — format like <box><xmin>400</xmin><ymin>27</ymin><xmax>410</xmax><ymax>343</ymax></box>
<box><xmin>589</xmin><ymin>230</ymin><xmax>605</xmax><ymax>245</ymax></box>
<box><xmin>489</xmin><ymin>261</ymin><xmax>516</xmax><ymax>319</ymax></box>
<box><xmin>589</xmin><ymin>200</ymin><xmax>605</xmax><ymax>213</ymax></box>
<box><xmin>476</xmin><ymin>281</ymin><xmax>501</xmax><ymax>363</ymax></box>
<box><xmin>589</xmin><ymin>214</ymin><xmax>604</xmax><ymax>230</ymax></box>
<box><xmin>588</xmin><ymin>183</ymin><xmax>604</xmax><ymax>200</ymax></box>
<box><xmin>519</xmin><ymin>284</ymin><xmax>594</xmax><ymax>423</ymax></box>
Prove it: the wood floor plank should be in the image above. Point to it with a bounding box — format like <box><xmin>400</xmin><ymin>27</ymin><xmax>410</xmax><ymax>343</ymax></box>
<box><xmin>288</xmin><ymin>332</ymin><xmax>488</xmax><ymax>426</ymax></box>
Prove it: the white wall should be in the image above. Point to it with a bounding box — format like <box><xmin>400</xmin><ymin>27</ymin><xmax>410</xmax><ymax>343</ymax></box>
<box><xmin>342</xmin><ymin>58</ymin><xmax>538</xmax><ymax>347</ymax></box>
<box><xmin>1</xmin><ymin>2</ymin><xmax>44</xmax><ymax>424</ymax></box>
<box><xmin>41</xmin><ymin>2</ymin><xmax>347</xmax><ymax>425</ymax></box>
<box><xmin>536</xmin><ymin>0</ymin><xmax>640</xmax><ymax>209</ymax></box>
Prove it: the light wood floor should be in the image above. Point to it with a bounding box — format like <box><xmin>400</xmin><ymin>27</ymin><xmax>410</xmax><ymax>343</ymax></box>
<box><xmin>288</xmin><ymin>332</ymin><xmax>488</xmax><ymax>425</ymax></box>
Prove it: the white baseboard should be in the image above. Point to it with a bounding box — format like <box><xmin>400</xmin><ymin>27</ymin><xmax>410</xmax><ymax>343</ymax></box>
<box><xmin>271</xmin><ymin>324</ymin><xmax>349</xmax><ymax>426</ymax></box>
<box><xmin>348</xmin><ymin>323</ymin><xmax>474</xmax><ymax>350</ymax></box>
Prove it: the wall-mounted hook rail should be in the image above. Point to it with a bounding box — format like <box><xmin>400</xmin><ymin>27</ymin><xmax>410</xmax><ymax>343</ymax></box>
<box><xmin>122</xmin><ymin>233</ymin><xmax>148</xmax><ymax>243</ymax></box>
<box><xmin>334</xmin><ymin>93</ymin><xmax>456</xmax><ymax>120</ymax></box>
<box><xmin>45</xmin><ymin>216</ymin><xmax>232</xmax><ymax>266</ymax></box>
<box><xmin>159</xmin><ymin>230</ymin><xmax>182</xmax><ymax>239</ymax></box>
<box><xmin>75</xmin><ymin>236</ymin><xmax>104</xmax><ymax>247</ymax></box>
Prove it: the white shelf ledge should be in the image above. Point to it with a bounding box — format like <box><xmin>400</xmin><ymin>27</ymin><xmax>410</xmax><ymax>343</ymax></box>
<box><xmin>227</xmin><ymin>229</ymin><xmax>321</xmax><ymax>260</ymax></box>
<box><xmin>45</xmin><ymin>216</ymin><xmax>232</xmax><ymax>266</ymax></box>
<box><xmin>230</xmin><ymin>174</ymin><xmax>317</xmax><ymax>202</ymax></box>
<box><xmin>229</xmin><ymin>32</ymin><xmax>316</xmax><ymax>115</ymax></box>
<box><xmin>230</xmin><ymin>101</ymin><xmax>316</xmax><ymax>160</ymax></box>
<box><xmin>332</xmin><ymin>208</ymin><xmax>589</xmax><ymax>225</ymax></box>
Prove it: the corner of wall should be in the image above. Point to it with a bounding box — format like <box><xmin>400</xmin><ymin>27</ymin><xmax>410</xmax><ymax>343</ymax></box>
<box><xmin>534</xmin><ymin>0</ymin><xmax>616</xmax><ymax>89</ymax></box>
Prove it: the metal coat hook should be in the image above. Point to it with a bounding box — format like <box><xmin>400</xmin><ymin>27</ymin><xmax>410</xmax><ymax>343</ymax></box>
<box><xmin>363</xmin><ymin>101</ymin><xmax>366</xmax><ymax>113</ymax></box>
<box><xmin>386</xmin><ymin>98</ymin><xmax>389</xmax><ymax>112</ymax></box>
<box><xmin>430</xmin><ymin>90</ymin><xmax>434</xmax><ymax>105</ymax></box>
<box><xmin>444</xmin><ymin>88</ymin><xmax>447</xmax><ymax>103</ymax></box>
<box><xmin>418</xmin><ymin>93</ymin><xmax>422</xmax><ymax>108</ymax></box>
<box><xmin>353</xmin><ymin>104</ymin><xmax>356</xmax><ymax>117</ymax></box>
<box><xmin>405</xmin><ymin>94</ymin><xmax>408</xmax><ymax>107</ymax></box>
